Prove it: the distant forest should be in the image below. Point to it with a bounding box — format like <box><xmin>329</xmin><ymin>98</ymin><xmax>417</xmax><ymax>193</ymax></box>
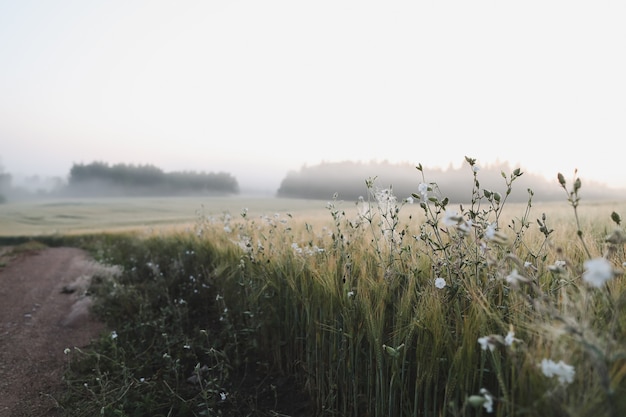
<box><xmin>277</xmin><ymin>160</ymin><xmax>622</xmax><ymax>203</ymax></box>
<box><xmin>1</xmin><ymin>159</ymin><xmax>623</xmax><ymax>203</ymax></box>
<box><xmin>0</xmin><ymin>171</ymin><xmax>10</xmax><ymax>203</ymax></box>
<box><xmin>65</xmin><ymin>162</ymin><xmax>239</xmax><ymax>197</ymax></box>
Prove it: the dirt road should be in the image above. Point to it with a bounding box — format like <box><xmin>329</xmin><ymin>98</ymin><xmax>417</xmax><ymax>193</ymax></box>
<box><xmin>0</xmin><ymin>247</ymin><xmax>112</xmax><ymax>417</ymax></box>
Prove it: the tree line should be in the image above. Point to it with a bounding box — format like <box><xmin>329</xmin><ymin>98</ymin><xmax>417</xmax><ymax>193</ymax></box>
<box><xmin>276</xmin><ymin>160</ymin><xmax>620</xmax><ymax>203</ymax></box>
<box><xmin>66</xmin><ymin>162</ymin><xmax>239</xmax><ymax>196</ymax></box>
<box><xmin>0</xmin><ymin>171</ymin><xmax>10</xmax><ymax>203</ymax></box>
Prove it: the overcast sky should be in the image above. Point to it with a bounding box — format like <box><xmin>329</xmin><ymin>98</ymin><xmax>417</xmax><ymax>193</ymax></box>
<box><xmin>1</xmin><ymin>1</ymin><xmax>625</xmax><ymax>192</ymax></box>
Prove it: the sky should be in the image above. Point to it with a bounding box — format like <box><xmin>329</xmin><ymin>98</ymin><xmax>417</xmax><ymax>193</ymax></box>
<box><xmin>1</xmin><ymin>0</ymin><xmax>625</xmax><ymax>193</ymax></box>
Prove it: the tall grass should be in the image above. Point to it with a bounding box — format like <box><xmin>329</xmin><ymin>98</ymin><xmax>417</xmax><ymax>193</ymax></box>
<box><xmin>59</xmin><ymin>158</ymin><xmax>626</xmax><ymax>416</ymax></box>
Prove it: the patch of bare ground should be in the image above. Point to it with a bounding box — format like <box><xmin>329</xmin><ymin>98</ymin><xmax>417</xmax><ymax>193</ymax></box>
<box><xmin>0</xmin><ymin>247</ymin><xmax>115</xmax><ymax>417</ymax></box>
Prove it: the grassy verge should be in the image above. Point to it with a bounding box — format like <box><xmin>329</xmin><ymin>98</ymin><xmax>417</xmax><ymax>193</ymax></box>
<box><xmin>30</xmin><ymin>158</ymin><xmax>626</xmax><ymax>416</ymax></box>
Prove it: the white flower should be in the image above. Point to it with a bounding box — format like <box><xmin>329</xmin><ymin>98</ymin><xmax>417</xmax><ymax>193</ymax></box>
<box><xmin>582</xmin><ymin>257</ymin><xmax>614</xmax><ymax>288</ymax></box>
<box><xmin>473</xmin><ymin>165</ymin><xmax>480</xmax><ymax>173</ymax></box>
<box><xmin>64</xmin><ymin>348</ymin><xmax>71</xmax><ymax>355</ymax></box>
<box><xmin>111</xmin><ymin>330</ymin><xmax>118</xmax><ymax>340</ymax></box>
<box><xmin>484</xmin><ymin>222</ymin><xmax>508</xmax><ymax>243</ymax></box>
<box><xmin>504</xmin><ymin>331</ymin><xmax>519</xmax><ymax>347</ymax></box>
<box><xmin>524</xmin><ymin>261</ymin><xmax>535</xmax><ymax>269</ymax></box>
<box><xmin>541</xmin><ymin>358</ymin><xmax>575</xmax><ymax>385</ymax></box>
<box><xmin>505</xmin><ymin>269</ymin><xmax>530</xmax><ymax>287</ymax></box>
<box><xmin>548</xmin><ymin>260</ymin><xmax>567</xmax><ymax>273</ymax></box>
<box><xmin>291</xmin><ymin>242</ymin><xmax>303</xmax><ymax>254</ymax></box>
<box><xmin>442</xmin><ymin>210</ymin><xmax>463</xmax><ymax>228</ymax></box>
<box><xmin>405</xmin><ymin>196</ymin><xmax>414</xmax><ymax>204</ymax></box>
<box><xmin>478</xmin><ymin>336</ymin><xmax>491</xmax><ymax>351</ymax></box>
<box><xmin>418</xmin><ymin>182</ymin><xmax>429</xmax><ymax>198</ymax></box>
<box><xmin>478</xmin><ymin>335</ymin><xmax>503</xmax><ymax>352</ymax></box>
<box><xmin>434</xmin><ymin>277</ymin><xmax>446</xmax><ymax>289</ymax></box>
<box><xmin>479</xmin><ymin>388</ymin><xmax>494</xmax><ymax>413</ymax></box>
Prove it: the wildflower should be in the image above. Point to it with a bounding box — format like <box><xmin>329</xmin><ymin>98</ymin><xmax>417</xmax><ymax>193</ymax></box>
<box><xmin>523</xmin><ymin>261</ymin><xmax>537</xmax><ymax>271</ymax></box>
<box><xmin>220</xmin><ymin>392</ymin><xmax>228</xmax><ymax>401</ymax></box>
<box><xmin>64</xmin><ymin>348</ymin><xmax>71</xmax><ymax>355</ymax></box>
<box><xmin>479</xmin><ymin>241</ymin><xmax>489</xmax><ymax>254</ymax></box>
<box><xmin>484</xmin><ymin>222</ymin><xmax>508</xmax><ymax>243</ymax></box>
<box><xmin>291</xmin><ymin>242</ymin><xmax>303</xmax><ymax>254</ymax></box>
<box><xmin>473</xmin><ymin>165</ymin><xmax>480</xmax><ymax>173</ymax></box>
<box><xmin>478</xmin><ymin>335</ymin><xmax>503</xmax><ymax>352</ymax></box>
<box><xmin>405</xmin><ymin>196</ymin><xmax>414</xmax><ymax>204</ymax></box>
<box><xmin>505</xmin><ymin>269</ymin><xmax>530</xmax><ymax>287</ymax></box>
<box><xmin>304</xmin><ymin>245</ymin><xmax>324</xmax><ymax>256</ymax></box>
<box><xmin>110</xmin><ymin>330</ymin><xmax>118</xmax><ymax>340</ymax></box>
<box><xmin>442</xmin><ymin>210</ymin><xmax>463</xmax><ymax>227</ymax></box>
<box><xmin>504</xmin><ymin>330</ymin><xmax>520</xmax><ymax>347</ymax></box>
<box><xmin>434</xmin><ymin>277</ymin><xmax>446</xmax><ymax>289</ymax></box>
<box><xmin>548</xmin><ymin>260</ymin><xmax>567</xmax><ymax>273</ymax></box>
<box><xmin>442</xmin><ymin>210</ymin><xmax>473</xmax><ymax>235</ymax></box>
<box><xmin>582</xmin><ymin>257</ymin><xmax>614</xmax><ymax>288</ymax></box>
<box><xmin>418</xmin><ymin>182</ymin><xmax>429</xmax><ymax>199</ymax></box>
<box><xmin>540</xmin><ymin>358</ymin><xmax>575</xmax><ymax>385</ymax></box>
<box><xmin>383</xmin><ymin>343</ymin><xmax>404</xmax><ymax>358</ymax></box>
<box><xmin>347</xmin><ymin>290</ymin><xmax>355</xmax><ymax>298</ymax></box>
<box><xmin>468</xmin><ymin>388</ymin><xmax>494</xmax><ymax>413</ymax></box>
<box><xmin>375</xmin><ymin>188</ymin><xmax>395</xmax><ymax>203</ymax></box>
<box><xmin>479</xmin><ymin>388</ymin><xmax>494</xmax><ymax>413</ymax></box>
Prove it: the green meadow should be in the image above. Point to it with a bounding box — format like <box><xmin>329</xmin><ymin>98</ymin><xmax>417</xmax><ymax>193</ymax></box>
<box><xmin>2</xmin><ymin>162</ymin><xmax>626</xmax><ymax>416</ymax></box>
<box><xmin>0</xmin><ymin>196</ymin><xmax>330</xmax><ymax>236</ymax></box>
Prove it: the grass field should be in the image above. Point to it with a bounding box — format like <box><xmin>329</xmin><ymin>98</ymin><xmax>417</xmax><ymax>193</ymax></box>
<box><xmin>2</xmin><ymin>194</ymin><xmax>624</xmax><ymax>237</ymax></box>
<box><xmin>2</xmin><ymin>173</ymin><xmax>626</xmax><ymax>416</ymax></box>
<box><xmin>0</xmin><ymin>196</ymin><xmax>333</xmax><ymax>236</ymax></box>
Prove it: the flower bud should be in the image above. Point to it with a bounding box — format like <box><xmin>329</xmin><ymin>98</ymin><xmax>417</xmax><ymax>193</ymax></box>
<box><xmin>611</xmin><ymin>211</ymin><xmax>621</xmax><ymax>226</ymax></box>
<box><xmin>467</xmin><ymin>395</ymin><xmax>486</xmax><ymax>408</ymax></box>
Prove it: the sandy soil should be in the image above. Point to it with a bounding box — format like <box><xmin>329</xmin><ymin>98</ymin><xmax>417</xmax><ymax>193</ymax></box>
<box><xmin>0</xmin><ymin>247</ymin><xmax>110</xmax><ymax>417</ymax></box>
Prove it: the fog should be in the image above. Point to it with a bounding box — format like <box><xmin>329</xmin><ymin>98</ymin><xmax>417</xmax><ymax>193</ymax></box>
<box><xmin>2</xmin><ymin>159</ymin><xmax>624</xmax><ymax>205</ymax></box>
<box><xmin>1</xmin><ymin>2</ymin><xmax>625</xmax><ymax>194</ymax></box>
